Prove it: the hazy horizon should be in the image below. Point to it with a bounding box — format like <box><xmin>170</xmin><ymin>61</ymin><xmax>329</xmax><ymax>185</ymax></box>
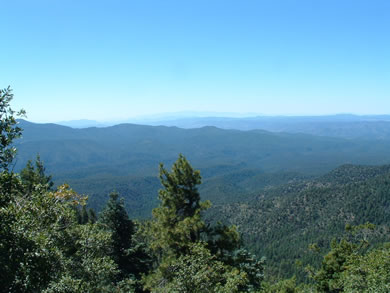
<box><xmin>21</xmin><ymin>111</ymin><xmax>390</xmax><ymax>126</ymax></box>
<box><xmin>2</xmin><ymin>1</ymin><xmax>390</xmax><ymax>122</ymax></box>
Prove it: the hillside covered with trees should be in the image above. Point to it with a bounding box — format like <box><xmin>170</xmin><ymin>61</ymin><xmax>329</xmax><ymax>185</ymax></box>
<box><xmin>2</xmin><ymin>87</ymin><xmax>390</xmax><ymax>292</ymax></box>
<box><xmin>14</xmin><ymin>117</ymin><xmax>390</xmax><ymax>218</ymax></box>
<box><xmin>208</xmin><ymin>164</ymin><xmax>390</xmax><ymax>281</ymax></box>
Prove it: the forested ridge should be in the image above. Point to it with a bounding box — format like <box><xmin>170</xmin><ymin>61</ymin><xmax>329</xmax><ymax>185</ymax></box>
<box><xmin>2</xmin><ymin>87</ymin><xmax>390</xmax><ymax>292</ymax></box>
<box><xmin>14</xmin><ymin>118</ymin><xmax>390</xmax><ymax>218</ymax></box>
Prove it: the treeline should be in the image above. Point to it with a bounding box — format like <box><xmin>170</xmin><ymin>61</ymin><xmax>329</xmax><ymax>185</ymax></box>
<box><xmin>1</xmin><ymin>87</ymin><xmax>390</xmax><ymax>292</ymax></box>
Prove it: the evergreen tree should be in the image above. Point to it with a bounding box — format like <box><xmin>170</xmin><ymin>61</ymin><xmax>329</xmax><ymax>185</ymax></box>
<box><xmin>20</xmin><ymin>154</ymin><xmax>53</xmax><ymax>193</ymax></box>
<box><xmin>145</xmin><ymin>154</ymin><xmax>263</xmax><ymax>292</ymax></box>
<box><xmin>99</xmin><ymin>191</ymin><xmax>151</xmax><ymax>289</ymax></box>
<box><xmin>100</xmin><ymin>192</ymin><xmax>135</xmax><ymax>278</ymax></box>
<box><xmin>149</xmin><ymin>154</ymin><xmax>211</xmax><ymax>256</ymax></box>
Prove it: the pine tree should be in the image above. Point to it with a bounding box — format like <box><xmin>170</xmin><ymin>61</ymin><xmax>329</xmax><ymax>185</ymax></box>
<box><xmin>149</xmin><ymin>154</ymin><xmax>211</xmax><ymax>256</ymax></box>
<box><xmin>145</xmin><ymin>155</ymin><xmax>262</xmax><ymax>292</ymax></box>
<box><xmin>99</xmin><ymin>192</ymin><xmax>135</xmax><ymax>279</ymax></box>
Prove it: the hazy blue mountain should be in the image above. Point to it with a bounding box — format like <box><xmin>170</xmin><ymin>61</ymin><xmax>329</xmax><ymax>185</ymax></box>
<box><xmin>144</xmin><ymin>114</ymin><xmax>390</xmax><ymax>139</ymax></box>
<box><xmin>14</xmin><ymin>119</ymin><xmax>390</xmax><ymax>217</ymax></box>
<box><xmin>53</xmin><ymin>114</ymin><xmax>390</xmax><ymax>140</ymax></box>
<box><xmin>54</xmin><ymin>112</ymin><xmax>262</xmax><ymax>128</ymax></box>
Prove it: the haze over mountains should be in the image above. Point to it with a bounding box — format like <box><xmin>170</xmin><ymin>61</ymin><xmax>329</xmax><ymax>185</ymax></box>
<box><xmin>14</xmin><ymin>117</ymin><xmax>390</xmax><ymax>218</ymax></box>
<box><xmin>56</xmin><ymin>114</ymin><xmax>390</xmax><ymax>140</ymax></box>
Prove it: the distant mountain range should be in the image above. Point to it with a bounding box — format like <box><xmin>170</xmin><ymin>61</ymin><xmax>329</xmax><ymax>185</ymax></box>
<box><xmin>14</xmin><ymin>119</ymin><xmax>390</xmax><ymax>218</ymax></box>
<box><xmin>55</xmin><ymin>114</ymin><xmax>390</xmax><ymax>140</ymax></box>
<box><xmin>145</xmin><ymin>114</ymin><xmax>390</xmax><ymax>140</ymax></box>
<box><xmin>56</xmin><ymin>111</ymin><xmax>264</xmax><ymax>128</ymax></box>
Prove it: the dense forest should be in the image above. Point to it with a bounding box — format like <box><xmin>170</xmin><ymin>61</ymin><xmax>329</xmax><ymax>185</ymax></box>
<box><xmin>2</xmin><ymin>87</ymin><xmax>390</xmax><ymax>292</ymax></box>
<box><xmin>208</xmin><ymin>164</ymin><xmax>390</xmax><ymax>281</ymax></box>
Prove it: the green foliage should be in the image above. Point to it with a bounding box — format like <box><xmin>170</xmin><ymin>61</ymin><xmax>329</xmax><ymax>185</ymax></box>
<box><xmin>1</xmin><ymin>182</ymin><xmax>76</xmax><ymax>291</ymax></box>
<box><xmin>43</xmin><ymin>223</ymin><xmax>120</xmax><ymax>293</ymax></box>
<box><xmin>20</xmin><ymin>154</ymin><xmax>53</xmax><ymax>193</ymax></box>
<box><xmin>99</xmin><ymin>191</ymin><xmax>151</xmax><ymax>284</ymax></box>
<box><xmin>231</xmin><ymin>249</ymin><xmax>265</xmax><ymax>291</ymax></box>
<box><xmin>0</xmin><ymin>86</ymin><xmax>25</xmax><ymax>171</ymax></box>
<box><xmin>145</xmin><ymin>242</ymin><xmax>247</xmax><ymax>293</ymax></box>
<box><xmin>0</xmin><ymin>179</ymin><xmax>139</xmax><ymax>292</ymax></box>
<box><xmin>303</xmin><ymin>225</ymin><xmax>390</xmax><ymax>293</ymax></box>
<box><xmin>145</xmin><ymin>155</ymin><xmax>264</xmax><ymax>292</ymax></box>
<box><xmin>261</xmin><ymin>277</ymin><xmax>301</xmax><ymax>293</ymax></box>
<box><xmin>311</xmin><ymin>239</ymin><xmax>355</xmax><ymax>292</ymax></box>
<box><xmin>210</xmin><ymin>164</ymin><xmax>390</xmax><ymax>280</ymax></box>
<box><xmin>149</xmin><ymin>154</ymin><xmax>211</xmax><ymax>256</ymax></box>
<box><xmin>341</xmin><ymin>245</ymin><xmax>390</xmax><ymax>292</ymax></box>
<box><xmin>5</xmin><ymin>89</ymin><xmax>390</xmax><ymax>292</ymax></box>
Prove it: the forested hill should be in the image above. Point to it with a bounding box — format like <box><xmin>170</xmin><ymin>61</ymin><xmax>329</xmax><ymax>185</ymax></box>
<box><xmin>17</xmin><ymin>119</ymin><xmax>390</xmax><ymax>175</ymax></box>
<box><xmin>208</xmin><ymin>163</ymin><xmax>390</xmax><ymax>279</ymax></box>
<box><xmin>14</xmin><ymin>119</ymin><xmax>390</xmax><ymax>217</ymax></box>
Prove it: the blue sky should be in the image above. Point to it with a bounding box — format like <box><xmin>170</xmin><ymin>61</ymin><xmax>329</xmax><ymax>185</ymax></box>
<box><xmin>1</xmin><ymin>0</ymin><xmax>390</xmax><ymax>122</ymax></box>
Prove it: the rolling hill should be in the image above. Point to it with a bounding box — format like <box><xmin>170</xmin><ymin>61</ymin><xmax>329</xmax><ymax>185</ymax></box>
<box><xmin>14</xmin><ymin>119</ymin><xmax>390</xmax><ymax>217</ymax></box>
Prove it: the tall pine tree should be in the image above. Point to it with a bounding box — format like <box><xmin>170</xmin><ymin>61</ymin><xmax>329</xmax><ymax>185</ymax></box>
<box><xmin>149</xmin><ymin>154</ymin><xmax>211</xmax><ymax>256</ymax></box>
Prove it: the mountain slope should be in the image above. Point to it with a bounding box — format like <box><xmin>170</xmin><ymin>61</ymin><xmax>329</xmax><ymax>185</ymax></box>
<box><xmin>14</xmin><ymin>120</ymin><xmax>390</xmax><ymax>217</ymax></box>
<box><xmin>208</xmin><ymin>164</ymin><xmax>390</xmax><ymax>279</ymax></box>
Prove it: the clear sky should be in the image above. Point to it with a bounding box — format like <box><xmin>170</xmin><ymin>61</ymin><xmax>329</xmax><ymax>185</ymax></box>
<box><xmin>1</xmin><ymin>0</ymin><xmax>390</xmax><ymax>122</ymax></box>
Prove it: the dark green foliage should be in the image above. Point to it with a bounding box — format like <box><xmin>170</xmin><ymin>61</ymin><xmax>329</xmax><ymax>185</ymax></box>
<box><xmin>99</xmin><ymin>191</ymin><xmax>152</xmax><ymax>290</ymax></box>
<box><xmin>99</xmin><ymin>192</ymin><xmax>135</xmax><ymax>276</ymax></box>
<box><xmin>148</xmin><ymin>154</ymin><xmax>212</xmax><ymax>256</ymax></box>
<box><xmin>231</xmin><ymin>249</ymin><xmax>265</xmax><ymax>291</ymax></box>
<box><xmin>206</xmin><ymin>222</ymin><xmax>241</xmax><ymax>261</ymax></box>
<box><xmin>77</xmin><ymin>205</ymin><xmax>97</xmax><ymax>224</ymax></box>
<box><xmin>312</xmin><ymin>239</ymin><xmax>356</xmax><ymax>292</ymax></box>
<box><xmin>0</xmin><ymin>172</ymin><xmax>23</xmax><ymax>292</ymax></box>
<box><xmin>20</xmin><ymin>154</ymin><xmax>53</xmax><ymax>193</ymax></box>
<box><xmin>304</xmin><ymin>224</ymin><xmax>390</xmax><ymax>292</ymax></box>
<box><xmin>87</xmin><ymin>207</ymin><xmax>97</xmax><ymax>223</ymax></box>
